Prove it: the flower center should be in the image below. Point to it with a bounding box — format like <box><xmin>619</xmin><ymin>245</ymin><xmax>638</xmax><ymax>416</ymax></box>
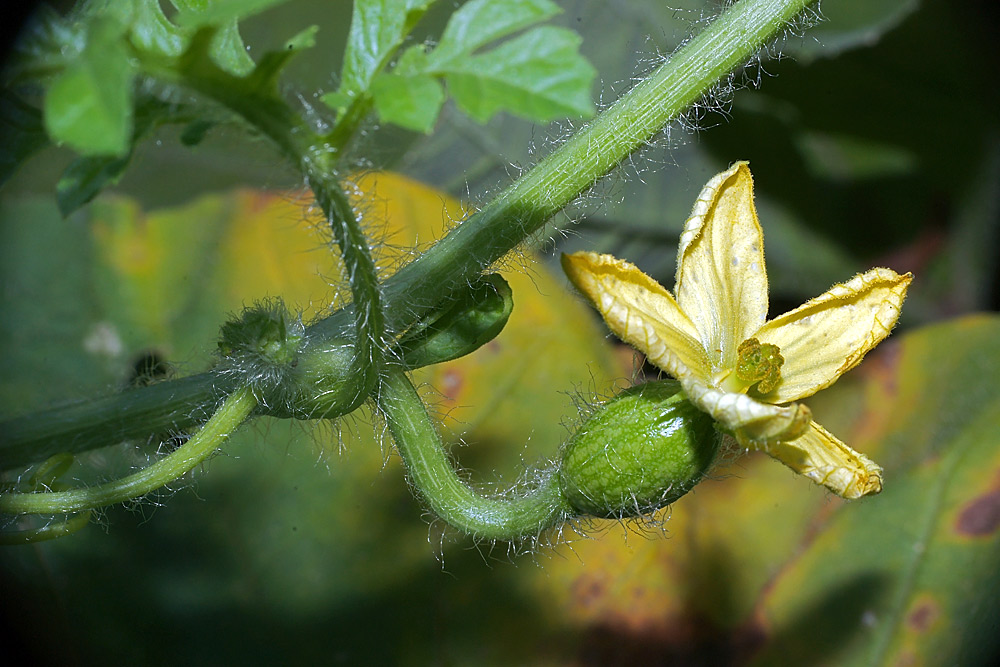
<box><xmin>735</xmin><ymin>337</ymin><xmax>783</xmax><ymax>395</ymax></box>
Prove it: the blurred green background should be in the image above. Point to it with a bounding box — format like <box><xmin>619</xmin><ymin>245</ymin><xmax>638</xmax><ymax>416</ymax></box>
<box><xmin>2</xmin><ymin>0</ymin><xmax>999</xmax><ymax>664</ymax></box>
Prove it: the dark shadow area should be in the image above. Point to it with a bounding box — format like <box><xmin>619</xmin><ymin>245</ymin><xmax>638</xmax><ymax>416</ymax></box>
<box><xmin>745</xmin><ymin>571</ymin><xmax>891</xmax><ymax>666</ymax></box>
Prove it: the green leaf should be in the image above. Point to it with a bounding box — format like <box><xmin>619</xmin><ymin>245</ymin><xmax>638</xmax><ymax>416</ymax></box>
<box><xmin>440</xmin><ymin>26</ymin><xmax>596</xmax><ymax>123</ymax></box>
<box><xmin>427</xmin><ymin>0</ymin><xmax>561</xmax><ymax>64</ymax></box>
<box><xmin>42</xmin><ymin>17</ymin><xmax>135</xmax><ymax>157</ymax></box>
<box><xmin>370</xmin><ymin>71</ymin><xmax>444</xmax><ymax>133</ymax></box>
<box><xmin>171</xmin><ymin>0</ymin><xmax>293</xmax><ymax>27</ymax></box>
<box><xmin>331</xmin><ymin>0</ymin><xmax>436</xmax><ymax>110</ymax></box>
<box><xmin>128</xmin><ymin>0</ymin><xmax>188</xmax><ymax>57</ymax></box>
<box><xmin>55</xmin><ymin>99</ymin><xmax>197</xmax><ymax>216</ymax></box>
<box><xmin>169</xmin><ymin>0</ymin><xmax>261</xmax><ymax>75</ymax></box>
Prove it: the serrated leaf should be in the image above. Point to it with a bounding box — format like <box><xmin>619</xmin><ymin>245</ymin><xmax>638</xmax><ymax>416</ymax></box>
<box><xmin>427</xmin><ymin>0</ymin><xmax>561</xmax><ymax>65</ymax></box>
<box><xmin>42</xmin><ymin>17</ymin><xmax>135</xmax><ymax>157</ymax></box>
<box><xmin>129</xmin><ymin>0</ymin><xmax>188</xmax><ymax>57</ymax></box>
<box><xmin>442</xmin><ymin>26</ymin><xmax>596</xmax><ymax>123</ymax></box>
<box><xmin>370</xmin><ymin>71</ymin><xmax>444</xmax><ymax>133</ymax></box>
<box><xmin>331</xmin><ymin>0</ymin><xmax>436</xmax><ymax>110</ymax></box>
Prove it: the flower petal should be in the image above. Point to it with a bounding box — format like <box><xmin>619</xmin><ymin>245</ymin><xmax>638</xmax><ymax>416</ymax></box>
<box><xmin>759</xmin><ymin>421</ymin><xmax>883</xmax><ymax>499</ymax></box>
<box><xmin>675</xmin><ymin>162</ymin><xmax>768</xmax><ymax>369</ymax></box>
<box><xmin>756</xmin><ymin>268</ymin><xmax>912</xmax><ymax>403</ymax></box>
<box><xmin>562</xmin><ymin>251</ymin><xmax>711</xmax><ymax>379</ymax></box>
<box><xmin>682</xmin><ymin>379</ymin><xmax>811</xmax><ymax>445</ymax></box>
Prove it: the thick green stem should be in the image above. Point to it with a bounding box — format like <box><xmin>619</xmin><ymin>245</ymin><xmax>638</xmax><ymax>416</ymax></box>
<box><xmin>379</xmin><ymin>367</ymin><xmax>572</xmax><ymax>540</ymax></box>
<box><xmin>302</xmin><ymin>170</ymin><xmax>384</xmax><ymax>411</ymax></box>
<box><xmin>0</xmin><ymin>386</ymin><xmax>257</xmax><ymax>515</ymax></box>
<box><xmin>0</xmin><ymin>372</ymin><xmax>236</xmax><ymax>471</ymax></box>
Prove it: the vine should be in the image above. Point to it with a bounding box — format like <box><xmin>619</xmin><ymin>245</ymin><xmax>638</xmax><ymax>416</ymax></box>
<box><xmin>0</xmin><ymin>0</ymin><xmax>819</xmax><ymax>543</ymax></box>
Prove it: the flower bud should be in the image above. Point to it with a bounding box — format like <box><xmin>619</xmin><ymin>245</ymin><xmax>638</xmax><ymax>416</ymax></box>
<box><xmin>559</xmin><ymin>380</ymin><xmax>721</xmax><ymax>518</ymax></box>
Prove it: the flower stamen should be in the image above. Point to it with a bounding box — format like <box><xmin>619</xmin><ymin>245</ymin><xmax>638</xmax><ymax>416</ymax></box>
<box><xmin>735</xmin><ymin>337</ymin><xmax>783</xmax><ymax>395</ymax></box>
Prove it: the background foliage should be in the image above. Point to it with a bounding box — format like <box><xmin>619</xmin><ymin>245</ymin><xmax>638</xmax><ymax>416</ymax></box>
<box><xmin>2</xmin><ymin>0</ymin><xmax>999</xmax><ymax>664</ymax></box>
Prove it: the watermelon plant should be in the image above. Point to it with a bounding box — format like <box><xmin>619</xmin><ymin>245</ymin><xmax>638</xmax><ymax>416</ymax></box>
<box><xmin>2</xmin><ymin>1</ymin><xmax>999</xmax><ymax>664</ymax></box>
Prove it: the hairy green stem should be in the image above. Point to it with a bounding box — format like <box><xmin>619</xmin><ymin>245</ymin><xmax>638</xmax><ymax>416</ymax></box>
<box><xmin>0</xmin><ymin>386</ymin><xmax>257</xmax><ymax>515</ymax></box>
<box><xmin>306</xmin><ymin>171</ymin><xmax>384</xmax><ymax>407</ymax></box>
<box><xmin>180</xmin><ymin>41</ymin><xmax>386</xmax><ymax>405</ymax></box>
<box><xmin>0</xmin><ymin>373</ymin><xmax>237</xmax><ymax>471</ymax></box>
<box><xmin>0</xmin><ymin>511</ymin><xmax>92</xmax><ymax>545</ymax></box>
<box><xmin>379</xmin><ymin>367</ymin><xmax>572</xmax><ymax>540</ymax></box>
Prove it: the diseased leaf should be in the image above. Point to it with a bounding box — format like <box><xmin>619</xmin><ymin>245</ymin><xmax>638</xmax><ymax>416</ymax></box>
<box><xmin>750</xmin><ymin>315</ymin><xmax>1000</xmax><ymax>666</ymax></box>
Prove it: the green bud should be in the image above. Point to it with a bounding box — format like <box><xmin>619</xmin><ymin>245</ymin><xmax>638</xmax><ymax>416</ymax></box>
<box><xmin>559</xmin><ymin>380</ymin><xmax>721</xmax><ymax>518</ymax></box>
<box><xmin>399</xmin><ymin>274</ymin><xmax>513</xmax><ymax>369</ymax></box>
<box><xmin>218</xmin><ymin>300</ymin><xmax>303</xmax><ymax>367</ymax></box>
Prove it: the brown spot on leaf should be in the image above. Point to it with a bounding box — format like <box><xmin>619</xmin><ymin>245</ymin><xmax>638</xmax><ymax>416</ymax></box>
<box><xmin>571</xmin><ymin>575</ymin><xmax>607</xmax><ymax>611</ymax></box>
<box><xmin>955</xmin><ymin>489</ymin><xmax>1000</xmax><ymax>537</ymax></box>
<box><xmin>906</xmin><ymin>598</ymin><xmax>940</xmax><ymax>633</ymax></box>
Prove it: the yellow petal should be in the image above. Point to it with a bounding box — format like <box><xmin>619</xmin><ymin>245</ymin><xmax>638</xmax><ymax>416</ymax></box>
<box><xmin>683</xmin><ymin>379</ymin><xmax>811</xmax><ymax>445</ymax></box>
<box><xmin>675</xmin><ymin>162</ymin><xmax>768</xmax><ymax>369</ymax></box>
<box><xmin>561</xmin><ymin>251</ymin><xmax>711</xmax><ymax>379</ymax></box>
<box><xmin>756</xmin><ymin>267</ymin><xmax>913</xmax><ymax>403</ymax></box>
<box><xmin>759</xmin><ymin>421</ymin><xmax>883</xmax><ymax>499</ymax></box>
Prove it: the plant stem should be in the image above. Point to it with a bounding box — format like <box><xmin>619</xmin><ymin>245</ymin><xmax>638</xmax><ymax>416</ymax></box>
<box><xmin>379</xmin><ymin>367</ymin><xmax>572</xmax><ymax>539</ymax></box>
<box><xmin>0</xmin><ymin>373</ymin><xmax>236</xmax><ymax>471</ymax></box>
<box><xmin>0</xmin><ymin>386</ymin><xmax>256</xmax><ymax>514</ymax></box>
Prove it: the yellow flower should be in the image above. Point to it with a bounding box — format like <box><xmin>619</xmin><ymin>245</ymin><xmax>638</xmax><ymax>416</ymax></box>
<box><xmin>562</xmin><ymin>162</ymin><xmax>912</xmax><ymax>499</ymax></box>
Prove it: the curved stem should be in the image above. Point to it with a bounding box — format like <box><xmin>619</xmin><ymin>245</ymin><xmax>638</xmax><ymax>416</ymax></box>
<box><xmin>0</xmin><ymin>511</ymin><xmax>92</xmax><ymax>545</ymax></box>
<box><xmin>379</xmin><ymin>367</ymin><xmax>572</xmax><ymax>540</ymax></box>
<box><xmin>0</xmin><ymin>386</ymin><xmax>257</xmax><ymax>515</ymax></box>
<box><xmin>177</xmin><ymin>51</ymin><xmax>386</xmax><ymax>408</ymax></box>
<box><xmin>303</xmin><ymin>169</ymin><xmax>383</xmax><ymax>412</ymax></box>
<box><xmin>0</xmin><ymin>372</ymin><xmax>236</xmax><ymax>472</ymax></box>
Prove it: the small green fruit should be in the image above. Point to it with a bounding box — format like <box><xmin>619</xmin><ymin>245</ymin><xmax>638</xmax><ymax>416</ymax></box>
<box><xmin>559</xmin><ymin>380</ymin><xmax>721</xmax><ymax>518</ymax></box>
